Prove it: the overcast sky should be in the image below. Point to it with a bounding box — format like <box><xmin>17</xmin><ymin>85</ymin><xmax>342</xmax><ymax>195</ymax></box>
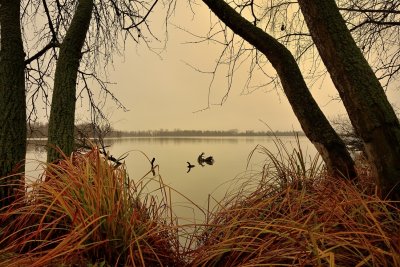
<box><xmin>74</xmin><ymin>1</ymin><xmax>399</xmax><ymax>133</ymax></box>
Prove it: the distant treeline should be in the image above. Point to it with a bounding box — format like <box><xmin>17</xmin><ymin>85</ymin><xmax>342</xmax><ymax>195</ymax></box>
<box><xmin>27</xmin><ymin>122</ymin><xmax>304</xmax><ymax>138</ymax></box>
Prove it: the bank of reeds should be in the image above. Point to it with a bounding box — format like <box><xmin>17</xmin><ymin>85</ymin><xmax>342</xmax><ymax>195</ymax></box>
<box><xmin>0</xmin><ymin>148</ymin><xmax>182</xmax><ymax>266</ymax></box>
<box><xmin>0</xmin><ymin>140</ymin><xmax>399</xmax><ymax>266</ymax></box>
<box><xmin>188</xmin><ymin>140</ymin><xmax>400</xmax><ymax>266</ymax></box>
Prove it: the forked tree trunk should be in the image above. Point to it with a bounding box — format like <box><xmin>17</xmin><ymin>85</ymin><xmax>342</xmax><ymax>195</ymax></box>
<box><xmin>201</xmin><ymin>0</ymin><xmax>357</xmax><ymax>179</ymax></box>
<box><xmin>298</xmin><ymin>0</ymin><xmax>400</xmax><ymax>200</ymax></box>
<box><xmin>47</xmin><ymin>0</ymin><xmax>94</xmax><ymax>163</ymax></box>
<box><xmin>0</xmin><ymin>0</ymin><xmax>26</xmax><ymax>208</ymax></box>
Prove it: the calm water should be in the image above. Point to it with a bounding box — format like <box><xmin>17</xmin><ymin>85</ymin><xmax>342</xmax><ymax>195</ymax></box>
<box><xmin>26</xmin><ymin>136</ymin><xmax>317</xmax><ymax>223</ymax></box>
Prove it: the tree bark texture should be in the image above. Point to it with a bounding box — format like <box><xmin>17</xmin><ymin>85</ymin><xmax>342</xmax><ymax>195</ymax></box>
<box><xmin>0</xmin><ymin>0</ymin><xmax>27</xmax><ymax>208</ymax></box>
<box><xmin>298</xmin><ymin>0</ymin><xmax>400</xmax><ymax>200</ymax></box>
<box><xmin>201</xmin><ymin>0</ymin><xmax>356</xmax><ymax>179</ymax></box>
<box><xmin>47</xmin><ymin>0</ymin><xmax>94</xmax><ymax>163</ymax></box>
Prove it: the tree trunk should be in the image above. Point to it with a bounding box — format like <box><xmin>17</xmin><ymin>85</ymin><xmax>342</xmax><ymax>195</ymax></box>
<box><xmin>0</xmin><ymin>0</ymin><xmax>26</xmax><ymax>208</ymax></box>
<box><xmin>298</xmin><ymin>0</ymin><xmax>400</xmax><ymax>200</ymax></box>
<box><xmin>47</xmin><ymin>0</ymin><xmax>94</xmax><ymax>163</ymax></box>
<box><xmin>201</xmin><ymin>0</ymin><xmax>356</xmax><ymax>179</ymax></box>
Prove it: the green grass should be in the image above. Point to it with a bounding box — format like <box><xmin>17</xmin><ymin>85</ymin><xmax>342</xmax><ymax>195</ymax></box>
<box><xmin>0</xmin><ymin>141</ymin><xmax>399</xmax><ymax>266</ymax></box>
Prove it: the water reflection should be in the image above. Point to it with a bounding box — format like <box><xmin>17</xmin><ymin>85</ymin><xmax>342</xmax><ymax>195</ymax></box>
<box><xmin>27</xmin><ymin>139</ymin><xmax>47</xmax><ymax>153</ymax></box>
<box><xmin>104</xmin><ymin>136</ymin><xmax>240</xmax><ymax>145</ymax></box>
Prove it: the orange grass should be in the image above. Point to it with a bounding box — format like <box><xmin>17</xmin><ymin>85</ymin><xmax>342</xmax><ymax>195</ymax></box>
<box><xmin>188</xmin><ymin>142</ymin><xmax>400</xmax><ymax>266</ymax></box>
<box><xmin>0</xmin><ymin>147</ymin><xmax>183</xmax><ymax>266</ymax></box>
<box><xmin>1</xmin><ymin>140</ymin><xmax>399</xmax><ymax>266</ymax></box>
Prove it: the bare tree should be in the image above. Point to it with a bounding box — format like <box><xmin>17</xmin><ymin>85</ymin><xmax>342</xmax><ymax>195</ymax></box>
<box><xmin>255</xmin><ymin>0</ymin><xmax>399</xmax><ymax>91</ymax></box>
<box><xmin>188</xmin><ymin>0</ymin><xmax>397</xmax><ymax>104</ymax></box>
<box><xmin>183</xmin><ymin>1</ymin><xmax>398</xmax><ymax>116</ymax></box>
<box><xmin>199</xmin><ymin>0</ymin><xmax>357</xmax><ymax>179</ymax></box>
<box><xmin>338</xmin><ymin>0</ymin><xmax>400</xmax><ymax>88</ymax></box>
<box><xmin>46</xmin><ymin>0</ymin><xmax>94</xmax><ymax>162</ymax></box>
<box><xmin>298</xmin><ymin>0</ymin><xmax>400</xmax><ymax>200</ymax></box>
<box><xmin>20</xmin><ymin>0</ymin><xmax>163</xmax><ymax>162</ymax></box>
<box><xmin>190</xmin><ymin>0</ymin><xmax>400</xmax><ymax>198</ymax></box>
<box><xmin>0</xmin><ymin>0</ymin><xmax>26</xmax><ymax>208</ymax></box>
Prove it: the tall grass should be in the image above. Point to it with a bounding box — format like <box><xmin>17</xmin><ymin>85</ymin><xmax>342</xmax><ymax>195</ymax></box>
<box><xmin>0</xmin><ymin>148</ymin><xmax>182</xmax><ymax>266</ymax></box>
<box><xmin>1</xmin><ymin>139</ymin><xmax>399</xmax><ymax>266</ymax></box>
<box><xmin>188</xmin><ymin>139</ymin><xmax>400</xmax><ymax>266</ymax></box>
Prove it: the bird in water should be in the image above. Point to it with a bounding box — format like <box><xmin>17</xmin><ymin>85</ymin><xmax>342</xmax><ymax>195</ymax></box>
<box><xmin>197</xmin><ymin>152</ymin><xmax>205</xmax><ymax>166</ymax></box>
<box><xmin>150</xmin><ymin>157</ymin><xmax>156</xmax><ymax>176</ymax></box>
<box><xmin>197</xmin><ymin>152</ymin><xmax>214</xmax><ymax>166</ymax></box>
<box><xmin>204</xmin><ymin>156</ymin><xmax>214</xmax><ymax>164</ymax></box>
<box><xmin>187</xmin><ymin>162</ymin><xmax>195</xmax><ymax>173</ymax></box>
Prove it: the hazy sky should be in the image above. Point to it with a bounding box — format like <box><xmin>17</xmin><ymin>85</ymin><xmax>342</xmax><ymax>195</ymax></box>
<box><xmin>74</xmin><ymin>2</ymin><xmax>399</xmax><ymax>133</ymax></box>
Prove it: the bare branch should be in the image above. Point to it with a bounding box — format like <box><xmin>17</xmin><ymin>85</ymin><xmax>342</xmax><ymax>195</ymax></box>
<box><xmin>339</xmin><ymin>7</ymin><xmax>400</xmax><ymax>15</ymax></box>
<box><xmin>24</xmin><ymin>41</ymin><xmax>59</xmax><ymax>65</ymax></box>
<box><xmin>42</xmin><ymin>0</ymin><xmax>58</xmax><ymax>42</ymax></box>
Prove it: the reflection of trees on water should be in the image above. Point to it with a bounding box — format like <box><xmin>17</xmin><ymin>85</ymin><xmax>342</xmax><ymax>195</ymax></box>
<box><xmin>27</xmin><ymin>139</ymin><xmax>47</xmax><ymax>154</ymax></box>
<box><xmin>103</xmin><ymin>136</ymin><xmax>306</xmax><ymax>147</ymax></box>
<box><xmin>104</xmin><ymin>137</ymin><xmax>241</xmax><ymax>146</ymax></box>
<box><xmin>25</xmin><ymin>136</ymin><xmax>310</xmax><ymax>156</ymax></box>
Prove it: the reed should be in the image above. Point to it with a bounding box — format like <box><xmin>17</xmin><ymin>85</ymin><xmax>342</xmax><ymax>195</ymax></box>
<box><xmin>1</xmin><ymin>139</ymin><xmax>399</xmax><ymax>266</ymax></box>
<box><xmin>188</xmin><ymin>139</ymin><xmax>400</xmax><ymax>266</ymax></box>
<box><xmin>0</xmin><ymin>147</ymin><xmax>182</xmax><ymax>266</ymax></box>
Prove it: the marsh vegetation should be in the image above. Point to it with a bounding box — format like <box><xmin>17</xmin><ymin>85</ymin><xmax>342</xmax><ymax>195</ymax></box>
<box><xmin>1</xmin><ymin>140</ymin><xmax>398</xmax><ymax>266</ymax></box>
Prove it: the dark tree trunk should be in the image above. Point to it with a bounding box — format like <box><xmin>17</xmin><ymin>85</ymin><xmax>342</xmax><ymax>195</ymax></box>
<box><xmin>0</xmin><ymin>0</ymin><xmax>27</xmax><ymax>208</ymax></box>
<box><xmin>298</xmin><ymin>0</ymin><xmax>400</xmax><ymax>200</ymax></box>
<box><xmin>47</xmin><ymin>0</ymin><xmax>94</xmax><ymax>163</ymax></box>
<box><xmin>201</xmin><ymin>0</ymin><xmax>356</xmax><ymax>179</ymax></box>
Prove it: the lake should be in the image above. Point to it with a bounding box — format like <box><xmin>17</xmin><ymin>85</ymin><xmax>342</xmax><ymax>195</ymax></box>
<box><xmin>26</xmin><ymin>136</ymin><xmax>318</xmax><ymax>224</ymax></box>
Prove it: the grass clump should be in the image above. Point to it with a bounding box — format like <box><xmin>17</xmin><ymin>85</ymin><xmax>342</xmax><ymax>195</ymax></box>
<box><xmin>0</xmin><ymin>147</ymin><xmax>182</xmax><ymax>266</ymax></box>
<box><xmin>0</xmin><ymin>139</ymin><xmax>399</xmax><ymax>266</ymax></box>
<box><xmin>188</xmin><ymin>141</ymin><xmax>400</xmax><ymax>266</ymax></box>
